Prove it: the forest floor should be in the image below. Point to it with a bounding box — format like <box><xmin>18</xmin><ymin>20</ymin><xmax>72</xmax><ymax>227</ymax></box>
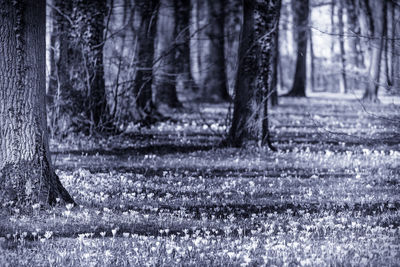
<box><xmin>1</xmin><ymin>97</ymin><xmax>400</xmax><ymax>266</ymax></box>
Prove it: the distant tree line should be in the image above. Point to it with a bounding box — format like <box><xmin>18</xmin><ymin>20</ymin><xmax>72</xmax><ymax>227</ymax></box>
<box><xmin>45</xmin><ymin>0</ymin><xmax>399</xmax><ymax>136</ymax></box>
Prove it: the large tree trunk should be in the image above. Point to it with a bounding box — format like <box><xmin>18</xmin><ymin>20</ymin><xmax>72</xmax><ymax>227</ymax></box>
<box><xmin>154</xmin><ymin>0</ymin><xmax>182</xmax><ymax>109</ymax></box>
<box><xmin>200</xmin><ymin>0</ymin><xmax>230</xmax><ymax>102</ymax></box>
<box><xmin>227</xmin><ymin>0</ymin><xmax>280</xmax><ymax>149</ymax></box>
<box><xmin>50</xmin><ymin>0</ymin><xmax>110</xmax><ymax>134</ymax></box>
<box><xmin>286</xmin><ymin>0</ymin><xmax>309</xmax><ymax>97</ymax></box>
<box><xmin>358</xmin><ymin>0</ymin><xmax>386</xmax><ymax>102</ymax></box>
<box><xmin>0</xmin><ymin>0</ymin><xmax>74</xmax><ymax>208</ymax></box>
<box><xmin>132</xmin><ymin>0</ymin><xmax>159</xmax><ymax>120</ymax></box>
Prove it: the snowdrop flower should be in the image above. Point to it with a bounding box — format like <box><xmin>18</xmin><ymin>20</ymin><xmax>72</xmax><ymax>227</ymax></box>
<box><xmin>21</xmin><ymin>232</ymin><xmax>27</xmax><ymax>239</ymax></box>
<box><xmin>112</xmin><ymin>227</ymin><xmax>119</xmax><ymax>237</ymax></box>
<box><xmin>44</xmin><ymin>231</ymin><xmax>53</xmax><ymax>239</ymax></box>
<box><xmin>123</xmin><ymin>232</ymin><xmax>130</xmax><ymax>238</ymax></box>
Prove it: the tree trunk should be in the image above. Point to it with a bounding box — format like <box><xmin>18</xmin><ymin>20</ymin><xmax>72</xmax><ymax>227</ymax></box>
<box><xmin>286</xmin><ymin>0</ymin><xmax>309</xmax><ymax>97</ymax></box>
<box><xmin>383</xmin><ymin>0</ymin><xmax>392</xmax><ymax>88</ymax></box>
<box><xmin>330</xmin><ymin>1</ymin><xmax>336</xmax><ymax>55</ymax></box>
<box><xmin>154</xmin><ymin>0</ymin><xmax>182</xmax><ymax>109</ymax></box>
<box><xmin>0</xmin><ymin>0</ymin><xmax>74</xmax><ymax>208</ymax></box>
<box><xmin>308</xmin><ymin>18</ymin><xmax>315</xmax><ymax>92</ymax></box>
<box><xmin>85</xmin><ymin>1</ymin><xmax>109</xmax><ymax>130</ymax></box>
<box><xmin>132</xmin><ymin>0</ymin><xmax>159</xmax><ymax>120</ymax></box>
<box><xmin>270</xmin><ymin>0</ymin><xmax>282</xmax><ymax>107</ymax></box>
<box><xmin>392</xmin><ymin>2</ymin><xmax>400</xmax><ymax>91</ymax></box>
<box><xmin>358</xmin><ymin>0</ymin><xmax>386</xmax><ymax>102</ymax></box>
<box><xmin>227</xmin><ymin>0</ymin><xmax>280</xmax><ymax>149</ymax></box>
<box><xmin>344</xmin><ymin>0</ymin><xmax>364</xmax><ymax>68</ymax></box>
<box><xmin>51</xmin><ymin>0</ymin><xmax>110</xmax><ymax>134</ymax></box>
<box><xmin>175</xmin><ymin>0</ymin><xmax>197</xmax><ymax>92</ymax></box>
<box><xmin>338</xmin><ymin>0</ymin><xmax>348</xmax><ymax>94</ymax></box>
<box><xmin>201</xmin><ymin>0</ymin><xmax>230</xmax><ymax>102</ymax></box>
<box><xmin>390</xmin><ymin>1</ymin><xmax>397</xmax><ymax>90</ymax></box>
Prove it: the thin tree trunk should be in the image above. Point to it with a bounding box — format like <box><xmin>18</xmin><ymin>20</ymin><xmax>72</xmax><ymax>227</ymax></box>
<box><xmin>359</xmin><ymin>0</ymin><xmax>386</xmax><ymax>102</ymax></box>
<box><xmin>85</xmin><ymin>1</ymin><xmax>109</xmax><ymax>131</ymax></box>
<box><xmin>195</xmin><ymin>0</ymin><xmax>204</xmax><ymax>88</ymax></box>
<box><xmin>330</xmin><ymin>1</ymin><xmax>335</xmax><ymax>55</ymax></box>
<box><xmin>270</xmin><ymin>0</ymin><xmax>282</xmax><ymax>107</ymax></box>
<box><xmin>338</xmin><ymin>0</ymin><xmax>348</xmax><ymax>93</ymax></box>
<box><xmin>175</xmin><ymin>0</ymin><xmax>197</xmax><ymax>92</ymax></box>
<box><xmin>201</xmin><ymin>0</ymin><xmax>230</xmax><ymax>102</ymax></box>
<box><xmin>132</xmin><ymin>0</ymin><xmax>159</xmax><ymax>120</ymax></box>
<box><xmin>392</xmin><ymin>1</ymin><xmax>400</xmax><ymax>91</ymax></box>
<box><xmin>383</xmin><ymin>0</ymin><xmax>392</xmax><ymax>87</ymax></box>
<box><xmin>345</xmin><ymin>0</ymin><xmax>363</xmax><ymax>68</ymax></box>
<box><xmin>286</xmin><ymin>0</ymin><xmax>309</xmax><ymax>97</ymax></box>
<box><xmin>0</xmin><ymin>0</ymin><xmax>74</xmax><ymax>207</ymax></box>
<box><xmin>308</xmin><ymin>25</ymin><xmax>315</xmax><ymax>92</ymax></box>
<box><xmin>390</xmin><ymin>0</ymin><xmax>396</xmax><ymax>88</ymax></box>
<box><xmin>154</xmin><ymin>0</ymin><xmax>182</xmax><ymax>109</ymax></box>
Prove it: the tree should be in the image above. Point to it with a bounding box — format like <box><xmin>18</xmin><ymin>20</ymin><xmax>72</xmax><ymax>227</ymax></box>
<box><xmin>338</xmin><ymin>0</ymin><xmax>348</xmax><ymax>93</ymax></box>
<box><xmin>200</xmin><ymin>0</ymin><xmax>230</xmax><ymax>102</ymax></box>
<box><xmin>357</xmin><ymin>0</ymin><xmax>386</xmax><ymax>102</ymax></box>
<box><xmin>227</xmin><ymin>0</ymin><xmax>280</xmax><ymax>149</ymax></box>
<box><xmin>175</xmin><ymin>0</ymin><xmax>197</xmax><ymax>92</ymax></box>
<box><xmin>390</xmin><ymin>1</ymin><xmax>400</xmax><ymax>91</ymax></box>
<box><xmin>50</xmin><ymin>0</ymin><xmax>111</xmax><ymax>133</ymax></box>
<box><xmin>308</xmin><ymin>21</ymin><xmax>316</xmax><ymax>92</ymax></box>
<box><xmin>285</xmin><ymin>0</ymin><xmax>309</xmax><ymax>97</ymax></box>
<box><xmin>270</xmin><ymin>0</ymin><xmax>281</xmax><ymax>106</ymax></box>
<box><xmin>154</xmin><ymin>0</ymin><xmax>182</xmax><ymax>109</ymax></box>
<box><xmin>132</xmin><ymin>0</ymin><xmax>160</xmax><ymax>121</ymax></box>
<box><xmin>344</xmin><ymin>0</ymin><xmax>364</xmax><ymax>68</ymax></box>
<box><xmin>0</xmin><ymin>0</ymin><xmax>74</xmax><ymax>207</ymax></box>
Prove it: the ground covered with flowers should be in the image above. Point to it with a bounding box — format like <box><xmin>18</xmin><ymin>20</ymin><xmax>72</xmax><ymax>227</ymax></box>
<box><xmin>1</xmin><ymin>97</ymin><xmax>399</xmax><ymax>266</ymax></box>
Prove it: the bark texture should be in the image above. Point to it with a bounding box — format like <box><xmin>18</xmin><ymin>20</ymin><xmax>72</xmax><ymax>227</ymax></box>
<box><xmin>227</xmin><ymin>0</ymin><xmax>280</xmax><ymax>149</ymax></box>
<box><xmin>0</xmin><ymin>0</ymin><xmax>74</xmax><ymax>207</ymax></box>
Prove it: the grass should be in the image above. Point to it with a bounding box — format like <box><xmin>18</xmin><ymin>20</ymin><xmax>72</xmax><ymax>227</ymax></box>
<box><xmin>0</xmin><ymin>97</ymin><xmax>399</xmax><ymax>266</ymax></box>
